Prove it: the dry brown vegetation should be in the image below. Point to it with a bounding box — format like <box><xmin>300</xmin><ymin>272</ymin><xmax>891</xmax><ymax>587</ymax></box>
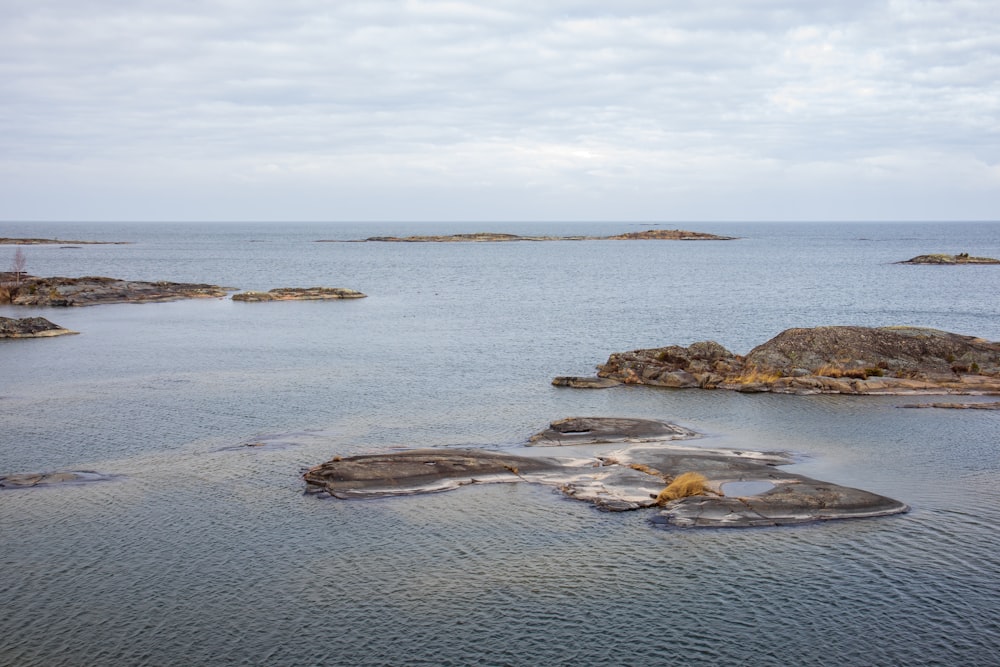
<box><xmin>654</xmin><ymin>472</ymin><xmax>711</xmax><ymax>505</ymax></box>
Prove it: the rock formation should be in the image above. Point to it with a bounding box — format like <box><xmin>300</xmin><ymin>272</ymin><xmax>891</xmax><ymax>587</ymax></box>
<box><xmin>232</xmin><ymin>287</ymin><xmax>366</xmax><ymax>301</ymax></box>
<box><xmin>303</xmin><ymin>417</ymin><xmax>908</xmax><ymax>527</ymax></box>
<box><xmin>319</xmin><ymin>229</ymin><xmax>736</xmax><ymax>242</ymax></box>
<box><xmin>579</xmin><ymin>326</ymin><xmax>1000</xmax><ymax>395</ymax></box>
<box><xmin>0</xmin><ymin>238</ymin><xmax>131</xmax><ymax>245</ymax></box>
<box><xmin>0</xmin><ymin>316</ymin><xmax>77</xmax><ymax>338</ymax></box>
<box><xmin>897</xmin><ymin>253</ymin><xmax>999</xmax><ymax>265</ymax></box>
<box><xmin>0</xmin><ymin>274</ymin><xmax>231</xmax><ymax>306</ymax></box>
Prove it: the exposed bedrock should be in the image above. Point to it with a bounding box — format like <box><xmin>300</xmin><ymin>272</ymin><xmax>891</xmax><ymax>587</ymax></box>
<box><xmin>0</xmin><ymin>316</ymin><xmax>77</xmax><ymax>338</ymax></box>
<box><xmin>897</xmin><ymin>253</ymin><xmax>999</xmax><ymax>265</ymax></box>
<box><xmin>303</xmin><ymin>417</ymin><xmax>908</xmax><ymax>527</ymax></box>
<box><xmin>232</xmin><ymin>287</ymin><xmax>366</xmax><ymax>301</ymax></box>
<box><xmin>589</xmin><ymin>326</ymin><xmax>1000</xmax><ymax>395</ymax></box>
<box><xmin>1</xmin><ymin>274</ymin><xmax>231</xmax><ymax>306</ymax></box>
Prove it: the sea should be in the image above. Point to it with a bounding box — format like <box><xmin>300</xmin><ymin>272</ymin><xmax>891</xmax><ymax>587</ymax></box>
<box><xmin>2</xmin><ymin>221</ymin><xmax>999</xmax><ymax>666</ymax></box>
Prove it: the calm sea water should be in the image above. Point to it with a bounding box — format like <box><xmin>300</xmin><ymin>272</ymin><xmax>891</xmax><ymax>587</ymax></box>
<box><xmin>2</xmin><ymin>221</ymin><xmax>999</xmax><ymax>666</ymax></box>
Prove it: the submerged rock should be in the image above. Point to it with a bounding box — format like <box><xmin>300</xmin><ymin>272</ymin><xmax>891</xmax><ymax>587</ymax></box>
<box><xmin>232</xmin><ymin>287</ymin><xmax>366</xmax><ymax>301</ymax></box>
<box><xmin>589</xmin><ymin>326</ymin><xmax>1000</xmax><ymax>395</ymax></box>
<box><xmin>304</xmin><ymin>417</ymin><xmax>908</xmax><ymax>528</ymax></box>
<box><xmin>0</xmin><ymin>316</ymin><xmax>77</xmax><ymax>338</ymax></box>
<box><xmin>2</xmin><ymin>274</ymin><xmax>231</xmax><ymax>306</ymax></box>
<box><xmin>897</xmin><ymin>253</ymin><xmax>999</xmax><ymax>265</ymax></box>
<box><xmin>899</xmin><ymin>401</ymin><xmax>1000</xmax><ymax>410</ymax></box>
<box><xmin>0</xmin><ymin>470</ymin><xmax>114</xmax><ymax>488</ymax></box>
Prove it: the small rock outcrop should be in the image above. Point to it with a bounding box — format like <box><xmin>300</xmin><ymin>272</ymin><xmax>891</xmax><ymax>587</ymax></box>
<box><xmin>320</xmin><ymin>229</ymin><xmax>736</xmax><ymax>243</ymax></box>
<box><xmin>232</xmin><ymin>287</ymin><xmax>366</xmax><ymax>301</ymax></box>
<box><xmin>897</xmin><ymin>253</ymin><xmax>1000</xmax><ymax>265</ymax></box>
<box><xmin>1</xmin><ymin>274</ymin><xmax>231</xmax><ymax>306</ymax></box>
<box><xmin>0</xmin><ymin>316</ymin><xmax>77</xmax><ymax>338</ymax></box>
<box><xmin>303</xmin><ymin>417</ymin><xmax>908</xmax><ymax>527</ymax></box>
<box><xmin>590</xmin><ymin>326</ymin><xmax>1000</xmax><ymax>395</ymax></box>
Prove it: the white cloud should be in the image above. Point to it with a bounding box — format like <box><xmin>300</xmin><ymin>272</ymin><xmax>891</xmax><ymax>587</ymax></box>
<box><xmin>1</xmin><ymin>0</ymin><xmax>998</xmax><ymax>220</ymax></box>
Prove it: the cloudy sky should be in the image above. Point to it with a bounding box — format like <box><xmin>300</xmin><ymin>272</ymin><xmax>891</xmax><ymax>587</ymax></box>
<box><xmin>2</xmin><ymin>0</ymin><xmax>998</xmax><ymax>222</ymax></box>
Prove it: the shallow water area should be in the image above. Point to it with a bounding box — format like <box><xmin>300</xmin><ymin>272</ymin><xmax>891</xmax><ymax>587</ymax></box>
<box><xmin>3</xmin><ymin>221</ymin><xmax>1000</xmax><ymax>666</ymax></box>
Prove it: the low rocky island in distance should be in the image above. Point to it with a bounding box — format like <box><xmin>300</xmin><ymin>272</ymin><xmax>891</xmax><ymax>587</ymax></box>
<box><xmin>0</xmin><ymin>237</ymin><xmax>131</xmax><ymax>245</ymax></box>
<box><xmin>556</xmin><ymin>326</ymin><xmax>1000</xmax><ymax>395</ymax></box>
<box><xmin>303</xmin><ymin>416</ymin><xmax>908</xmax><ymax>527</ymax></box>
<box><xmin>0</xmin><ymin>316</ymin><xmax>77</xmax><ymax>338</ymax></box>
<box><xmin>0</xmin><ymin>273</ymin><xmax>231</xmax><ymax>306</ymax></box>
<box><xmin>232</xmin><ymin>287</ymin><xmax>367</xmax><ymax>301</ymax></box>
<box><xmin>318</xmin><ymin>229</ymin><xmax>737</xmax><ymax>242</ymax></box>
<box><xmin>897</xmin><ymin>253</ymin><xmax>1000</xmax><ymax>265</ymax></box>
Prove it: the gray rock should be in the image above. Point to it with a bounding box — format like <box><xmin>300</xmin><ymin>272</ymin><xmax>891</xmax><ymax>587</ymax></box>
<box><xmin>0</xmin><ymin>316</ymin><xmax>77</xmax><ymax>338</ymax></box>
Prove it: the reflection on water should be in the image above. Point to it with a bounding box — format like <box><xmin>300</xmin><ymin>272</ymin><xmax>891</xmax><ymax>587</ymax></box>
<box><xmin>2</xmin><ymin>222</ymin><xmax>1000</xmax><ymax>665</ymax></box>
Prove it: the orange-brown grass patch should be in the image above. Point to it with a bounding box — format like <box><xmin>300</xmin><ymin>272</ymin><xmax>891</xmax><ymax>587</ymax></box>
<box><xmin>815</xmin><ymin>364</ymin><xmax>869</xmax><ymax>379</ymax></box>
<box><xmin>726</xmin><ymin>367</ymin><xmax>783</xmax><ymax>385</ymax></box>
<box><xmin>654</xmin><ymin>471</ymin><xmax>710</xmax><ymax>505</ymax></box>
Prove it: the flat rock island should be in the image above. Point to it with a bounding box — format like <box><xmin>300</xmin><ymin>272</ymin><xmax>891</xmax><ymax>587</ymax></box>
<box><xmin>320</xmin><ymin>229</ymin><xmax>737</xmax><ymax>242</ymax></box>
<box><xmin>1</xmin><ymin>273</ymin><xmax>231</xmax><ymax>306</ymax></box>
<box><xmin>232</xmin><ymin>287</ymin><xmax>366</xmax><ymax>301</ymax></box>
<box><xmin>559</xmin><ymin>326</ymin><xmax>1000</xmax><ymax>395</ymax></box>
<box><xmin>303</xmin><ymin>417</ymin><xmax>908</xmax><ymax>527</ymax></box>
<box><xmin>0</xmin><ymin>316</ymin><xmax>77</xmax><ymax>338</ymax></box>
<box><xmin>897</xmin><ymin>253</ymin><xmax>1000</xmax><ymax>265</ymax></box>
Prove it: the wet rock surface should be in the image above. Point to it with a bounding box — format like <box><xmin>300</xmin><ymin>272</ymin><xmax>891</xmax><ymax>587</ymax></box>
<box><xmin>232</xmin><ymin>287</ymin><xmax>366</xmax><ymax>301</ymax></box>
<box><xmin>551</xmin><ymin>376</ymin><xmax>621</xmax><ymax>388</ymax></box>
<box><xmin>303</xmin><ymin>448</ymin><xmax>561</xmax><ymax>498</ymax></box>
<box><xmin>0</xmin><ymin>470</ymin><xmax>115</xmax><ymax>488</ymax></box>
<box><xmin>897</xmin><ymin>253</ymin><xmax>999</xmax><ymax>265</ymax></box>
<box><xmin>591</xmin><ymin>326</ymin><xmax>1000</xmax><ymax>395</ymax></box>
<box><xmin>527</xmin><ymin>416</ymin><xmax>698</xmax><ymax>445</ymax></box>
<box><xmin>0</xmin><ymin>316</ymin><xmax>77</xmax><ymax>338</ymax></box>
<box><xmin>1</xmin><ymin>274</ymin><xmax>231</xmax><ymax>306</ymax></box>
<box><xmin>303</xmin><ymin>417</ymin><xmax>908</xmax><ymax>527</ymax></box>
<box><xmin>899</xmin><ymin>401</ymin><xmax>1000</xmax><ymax>410</ymax></box>
<box><xmin>321</xmin><ymin>229</ymin><xmax>736</xmax><ymax>243</ymax></box>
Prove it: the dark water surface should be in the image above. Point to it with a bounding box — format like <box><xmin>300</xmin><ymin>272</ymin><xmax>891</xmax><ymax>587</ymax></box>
<box><xmin>2</xmin><ymin>221</ymin><xmax>999</xmax><ymax>666</ymax></box>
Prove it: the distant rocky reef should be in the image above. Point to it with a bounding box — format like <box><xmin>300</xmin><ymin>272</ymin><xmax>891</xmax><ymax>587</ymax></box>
<box><xmin>0</xmin><ymin>237</ymin><xmax>131</xmax><ymax>245</ymax></box>
<box><xmin>319</xmin><ymin>229</ymin><xmax>737</xmax><ymax>243</ymax></box>
<box><xmin>303</xmin><ymin>417</ymin><xmax>908</xmax><ymax>527</ymax></box>
<box><xmin>0</xmin><ymin>316</ymin><xmax>77</xmax><ymax>338</ymax></box>
<box><xmin>556</xmin><ymin>326</ymin><xmax>1000</xmax><ymax>395</ymax></box>
<box><xmin>897</xmin><ymin>253</ymin><xmax>999</xmax><ymax>265</ymax></box>
<box><xmin>232</xmin><ymin>287</ymin><xmax>366</xmax><ymax>302</ymax></box>
<box><xmin>0</xmin><ymin>273</ymin><xmax>231</xmax><ymax>306</ymax></box>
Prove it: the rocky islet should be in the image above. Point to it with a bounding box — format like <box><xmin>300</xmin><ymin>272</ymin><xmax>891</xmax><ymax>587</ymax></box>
<box><xmin>560</xmin><ymin>326</ymin><xmax>1000</xmax><ymax>395</ymax></box>
<box><xmin>302</xmin><ymin>417</ymin><xmax>908</xmax><ymax>527</ymax></box>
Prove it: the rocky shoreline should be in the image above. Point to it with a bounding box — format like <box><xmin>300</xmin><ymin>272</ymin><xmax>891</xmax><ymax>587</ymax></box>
<box><xmin>557</xmin><ymin>326</ymin><xmax>1000</xmax><ymax>395</ymax></box>
<box><xmin>0</xmin><ymin>316</ymin><xmax>77</xmax><ymax>338</ymax></box>
<box><xmin>319</xmin><ymin>229</ymin><xmax>737</xmax><ymax>242</ymax></box>
<box><xmin>303</xmin><ymin>417</ymin><xmax>908</xmax><ymax>526</ymax></box>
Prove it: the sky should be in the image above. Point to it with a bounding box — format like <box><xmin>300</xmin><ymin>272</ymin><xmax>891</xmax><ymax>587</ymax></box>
<box><xmin>2</xmin><ymin>0</ymin><xmax>998</xmax><ymax>223</ymax></box>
